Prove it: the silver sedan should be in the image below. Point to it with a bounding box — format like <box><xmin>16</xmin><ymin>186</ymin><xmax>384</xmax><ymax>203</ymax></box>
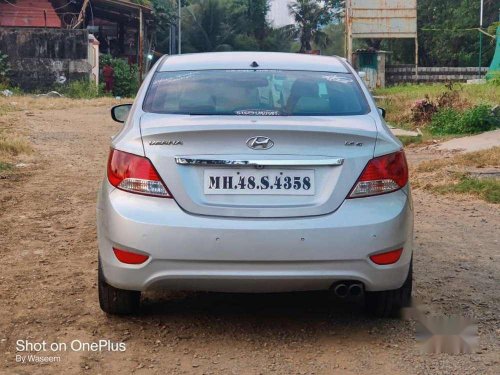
<box><xmin>97</xmin><ymin>52</ymin><xmax>413</xmax><ymax>317</ymax></box>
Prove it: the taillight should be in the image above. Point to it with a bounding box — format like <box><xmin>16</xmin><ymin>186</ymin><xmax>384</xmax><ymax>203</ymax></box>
<box><xmin>370</xmin><ymin>248</ymin><xmax>403</xmax><ymax>265</ymax></box>
<box><xmin>113</xmin><ymin>247</ymin><xmax>149</xmax><ymax>264</ymax></box>
<box><xmin>349</xmin><ymin>150</ymin><xmax>408</xmax><ymax>198</ymax></box>
<box><xmin>107</xmin><ymin>149</ymin><xmax>171</xmax><ymax>197</ymax></box>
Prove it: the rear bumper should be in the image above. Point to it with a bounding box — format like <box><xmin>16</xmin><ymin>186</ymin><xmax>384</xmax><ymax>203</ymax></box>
<box><xmin>97</xmin><ymin>182</ymin><xmax>413</xmax><ymax>292</ymax></box>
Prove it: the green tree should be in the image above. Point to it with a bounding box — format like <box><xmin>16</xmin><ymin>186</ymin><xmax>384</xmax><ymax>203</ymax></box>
<box><xmin>182</xmin><ymin>0</ymin><xmax>234</xmax><ymax>52</ymax></box>
<box><xmin>288</xmin><ymin>0</ymin><xmax>337</xmax><ymax>53</ymax></box>
<box><xmin>181</xmin><ymin>0</ymin><xmax>293</xmax><ymax>53</ymax></box>
<box><xmin>416</xmin><ymin>0</ymin><xmax>497</xmax><ymax>66</ymax></box>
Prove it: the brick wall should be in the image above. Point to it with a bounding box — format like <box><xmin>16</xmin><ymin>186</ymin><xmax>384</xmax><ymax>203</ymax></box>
<box><xmin>386</xmin><ymin>65</ymin><xmax>489</xmax><ymax>85</ymax></box>
<box><xmin>0</xmin><ymin>28</ymin><xmax>91</xmax><ymax>91</ymax></box>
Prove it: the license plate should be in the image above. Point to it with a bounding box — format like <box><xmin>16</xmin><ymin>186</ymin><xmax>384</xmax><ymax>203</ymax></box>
<box><xmin>204</xmin><ymin>169</ymin><xmax>315</xmax><ymax>195</ymax></box>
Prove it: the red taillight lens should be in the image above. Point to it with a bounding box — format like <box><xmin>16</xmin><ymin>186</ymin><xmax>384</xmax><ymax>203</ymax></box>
<box><xmin>113</xmin><ymin>248</ymin><xmax>150</xmax><ymax>264</ymax></box>
<box><xmin>370</xmin><ymin>248</ymin><xmax>403</xmax><ymax>265</ymax></box>
<box><xmin>349</xmin><ymin>150</ymin><xmax>408</xmax><ymax>198</ymax></box>
<box><xmin>107</xmin><ymin>149</ymin><xmax>171</xmax><ymax>197</ymax></box>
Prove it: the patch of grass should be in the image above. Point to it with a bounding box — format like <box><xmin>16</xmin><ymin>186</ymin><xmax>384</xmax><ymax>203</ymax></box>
<box><xmin>413</xmin><ymin>147</ymin><xmax>500</xmax><ymax>203</ymax></box>
<box><xmin>416</xmin><ymin>147</ymin><xmax>500</xmax><ymax>172</ymax></box>
<box><xmin>0</xmin><ymin>131</ymin><xmax>32</xmax><ymax>157</ymax></box>
<box><xmin>374</xmin><ymin>82</ymin><xmax>500</xmax><ymax>130</ymax></box>
<box><xmin>0</xmin><ymin>161</ymin><xmax>12</xmax><ymax>172</ymax></box>
<box><xmin>57</xmin><ymin>80</ymin><xmax>106</xmax><ymax>99</ymax></box>
<box><xmin>434</xmin><ymin>176</ymin><xmax>500</xmax><ymax>204</ymax></box>
<box><xmin>397</xmin><ymin>135</ymin><xmax>422</xmax><ymax>146</ymax></box>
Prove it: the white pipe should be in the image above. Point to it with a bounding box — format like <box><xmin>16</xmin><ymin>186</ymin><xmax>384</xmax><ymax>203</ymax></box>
<box><xmin>479</xmin><ymin>0</ymin><xmax>483</xmax><ymax>27</ymax></box>
<box><xmin>178</xmin><ymin>0</ymin><xmax>182</xmax><ymax>54</ymax></box>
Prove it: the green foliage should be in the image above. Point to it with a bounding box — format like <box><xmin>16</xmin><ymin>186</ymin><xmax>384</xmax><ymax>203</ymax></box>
<box><xmin>321</xmin><ymin>23</ymin><xmax>345</xmax><ymax>56</ymax></box>
<box><xmin>0</xmin><ymin>51</ymin><xmax>10</xmax><ymax>85</ymax></box>
<box><xmin>429</xmin><ymin>105</ymin><xmax>500</xmax><ymax>135</ymax></box>
<box><xmin>112</xmin><ymin>59</ymin><xmax>139</xmax><ymax>98</ymax></box>
<box><xmin>288</xmin><ymin>0</ymin><xmax>337</xmax><ymax>52</ymax></box>
<box><xmin>59</xmin><ymin>80</ymin><xmax>104</xmax><ymax>99</ymax></box>
<box><xmin>179</xmin><ymin>0</ymin><xmax>294</xmax><ymax>53</ymax></box>
<box><xmin>416</xmin><ymin>0</ymin><xmax>497</xmax><ymax>66</ymax></box>
<box><xmin>100</xmin><ymin>55</ymin><xmax>139</xmax><ymax>98</ymax></box>
<box><xmin>487</xmin><ymin>71</ymin><xmax>500</xmax><ymax>86</ymax></box>
<box><xmin>436</xmin><ymin>176</ymin><xmax>500</xmax><ymax>204</ymax></box>
<box><xmin>182</xmin><ymin>0</ymin><xmax>233</xmax><ymax>52</ymax></box>
<box><xmin>0</xmin><ymin>82</ymin><xmax>22</xmax><ymax>95</ymax></box>
<box><xmin>232</xmin><ymin>34</ymin><xmax>260</xmax><ymax>51</ymax></box>
<box><xmin>0</xmin><ymin>161</ymin><xmax>13</xmax><ymax>172</ymax></box>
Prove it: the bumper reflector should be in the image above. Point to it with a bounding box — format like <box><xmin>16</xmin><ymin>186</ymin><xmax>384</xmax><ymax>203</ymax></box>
<box><xmin>370</xmin><ymin>248</ymin><xmax>403</xmax><ymax>265</ymax></box>
<box><xmin>113</xmin><ymin>248</ymin><xmax>149</xmax><ymax>264</ymax></box>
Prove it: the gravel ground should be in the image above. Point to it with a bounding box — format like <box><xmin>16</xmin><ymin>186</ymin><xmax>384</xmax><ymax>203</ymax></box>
<box><xmin>0</xmin><ymin>101</ymin><xmax>498</xmax><ymax>374</ymax></box>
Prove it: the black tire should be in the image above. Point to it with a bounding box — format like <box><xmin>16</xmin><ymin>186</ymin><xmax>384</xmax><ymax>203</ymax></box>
<box><xmin>365</xmin><ymin>260</ymin><xmax>413</xmax><ymax>318</ymax></box>
<box><xmin>98</xmin><ymin>259</ymin><xmax>141</xmax><ymax>315</ymax></box>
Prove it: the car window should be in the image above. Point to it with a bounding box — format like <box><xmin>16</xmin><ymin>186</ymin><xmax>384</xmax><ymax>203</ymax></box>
<box><xmin>143</xmin><ymin>70</ymin><xmax>369</xmax><ymax>116</ymax></box>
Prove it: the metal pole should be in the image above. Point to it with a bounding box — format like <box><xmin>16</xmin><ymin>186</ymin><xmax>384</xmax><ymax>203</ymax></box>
<box><xmin>139</xmin><ymin>8</ymin><xmax>143</xmax><ymax>82</ymax></box>
<box><xmin>169</xmin><ymin>24</ymin><xmax>172</xmax><ymax>55</ymax></box>
<box><xmin>415</xmin><ymin>37</ymin><xmax>419</xmax><ymax>82</ymax></box>
<box><xmin>178</xmin><ymin>0</ymin><xmax>181</xmax><ymax>54</ymax></box>
<box><xmin>478</xmin><ymin>0</ymin><xmax>484</xmax><ymax>78</ymax></box>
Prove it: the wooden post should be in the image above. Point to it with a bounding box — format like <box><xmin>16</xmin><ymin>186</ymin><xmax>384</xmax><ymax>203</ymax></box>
<box><xmin>138</xmin><ymin>8</ymin><xmax>143</xmax><ymax>82</ymax></box>
<box><xmin>73</xmin><ymin>0</ymin><xmax>89</xmax><ymax>29</ymax></box>
<box><xmin>346</xmin><ymin>0</ymin><xmax>353</xmax><ymax>62</ymax></box>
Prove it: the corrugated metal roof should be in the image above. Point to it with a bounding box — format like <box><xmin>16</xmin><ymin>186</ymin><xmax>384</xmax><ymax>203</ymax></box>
<box><xmin>0</xmin><ymin>0</ymin><xmax>62</xmax><ymax>28</ymax></box>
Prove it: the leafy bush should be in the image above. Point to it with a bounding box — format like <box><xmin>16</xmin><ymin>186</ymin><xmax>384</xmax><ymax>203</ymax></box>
<box><xmin>100</xmin><ymin>54</ymin><xmax>139</xmax><ymax>98</ymax></box>
<box><xmin>459</xmin><ymin>105</ymin><xmax>499</xmax><ymax>134</ymax></box>
<box><xmin>429</xmin><ymin>104</ymin><xmax>500</xmax><ymax>135</ymax></box>
<box><xmin>59</xmin><ymin>80</ymin><xmax>104</xmax><ymax>99</ymax></box>
<box><xmin>487</xmin><ymin>71</ymin><xmax>500</xmax><ymax>86</ymax></box>
<box><xmin>428</xmin><ymin>108</ymin><xmax>461</xmax><ymax>134</ymax></box>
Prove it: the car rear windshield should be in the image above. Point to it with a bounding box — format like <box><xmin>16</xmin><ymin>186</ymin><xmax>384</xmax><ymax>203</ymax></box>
<box><xmin>143</xmin><ymin>70</ymin><xmax>370</xmax><ymax>116</ymax></box>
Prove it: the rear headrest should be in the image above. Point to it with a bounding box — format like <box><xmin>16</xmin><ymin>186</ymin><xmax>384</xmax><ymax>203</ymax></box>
<box><xmin>289</xmin><ymin>80</ymin><xmax>319</xmax><ymax>98</ymax></box>
<box><xmin>179</xmin><ymin>89</ymin><xmax>216</xmax><ymax>113</ymax></box>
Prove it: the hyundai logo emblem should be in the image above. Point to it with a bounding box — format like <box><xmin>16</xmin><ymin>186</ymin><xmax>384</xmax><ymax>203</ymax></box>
<box><xmin>246</xmin><ymin>136</ymin><xmax>274</xmax><ymax>150</ymax></box>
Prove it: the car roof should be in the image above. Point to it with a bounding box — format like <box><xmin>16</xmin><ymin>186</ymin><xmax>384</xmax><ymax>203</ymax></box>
<box><xmin>158</xmin><ymin>52</ymin><xmax>349</xmax><ymax>73</ymax></box>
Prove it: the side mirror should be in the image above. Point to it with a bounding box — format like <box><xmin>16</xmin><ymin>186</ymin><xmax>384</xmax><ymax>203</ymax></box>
<box><xmin>377</xmin><ymin>107</ymin><xmax>386</xmax><ymax>118</ymax></box>
<box><xmin>358</xmin><ymin>71</ymin><xmax>367</xmax><ymax>79</ymax></box>
<box><xmin>111</xmin><ymin>104</ymin><xmax>132</xmax><ymax>123</ymax></box>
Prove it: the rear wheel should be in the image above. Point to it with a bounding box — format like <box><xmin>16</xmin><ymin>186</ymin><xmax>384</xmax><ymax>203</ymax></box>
<box><xmin>365</xmin><ymin>260</ymin><xmax>412</xmax><ymax>318</ymax></box>
<box><xmin>98</xmin><ymin>259</ymin><xmax>140</xmax><ymax>315</ymax></box>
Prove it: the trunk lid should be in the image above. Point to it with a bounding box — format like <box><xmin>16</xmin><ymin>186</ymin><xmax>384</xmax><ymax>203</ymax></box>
<box><xmin>141</xmin><ymin>114</ymin><xmax>377</xmax><ymax>218</ymax></box>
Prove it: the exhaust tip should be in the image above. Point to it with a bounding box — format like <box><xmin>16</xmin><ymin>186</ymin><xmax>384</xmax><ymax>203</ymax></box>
<box><xmin>348</xmin><ymin>284</ymin><xmax>363</xmax><ymax>296</ymax></box>
<box><xmin>333</xmin><ymin>283</ymin><xmax>348</xmax><ymax>298</ymax></box>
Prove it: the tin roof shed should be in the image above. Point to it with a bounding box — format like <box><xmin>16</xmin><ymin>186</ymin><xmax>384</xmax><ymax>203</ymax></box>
<box><xmin>0</xmin><ymin>0</ymin><xmax>62</xmax><ymax>28</ymax></box>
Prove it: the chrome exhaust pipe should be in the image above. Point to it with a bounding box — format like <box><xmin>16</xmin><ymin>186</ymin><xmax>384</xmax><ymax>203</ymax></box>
<box><xmin>333</xmin><ymin>283</ymin><xmax>348</xmax><ymax>298</ymax></box>
<box><xmin>348</xmin><ymin>283</ymin><xmax>363</xmax><ymax>297</ymax></box>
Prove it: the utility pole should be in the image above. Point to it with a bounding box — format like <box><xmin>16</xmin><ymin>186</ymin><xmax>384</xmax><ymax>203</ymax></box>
<box><xmin>139</xmin><ymin>8</ymin><xmax>143</xmax><ymax>82</ymax></box>
<box><xmin>478</xmin><ymin>0</ymin><xmax>484</xmax><ymax>78</ymax></box>
<box><xmin>178</xmin><ymin>0</ymin><xmax>182</xmax><ymax>54</ymax></box>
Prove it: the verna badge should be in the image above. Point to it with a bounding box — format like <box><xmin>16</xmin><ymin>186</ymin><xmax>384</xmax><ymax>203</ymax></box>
<box><xmin>246</xmin><ymin>136</ymin><xmax>274</xmax><ymax>150</ymax></box>
<box><xmin>149</xmin><ymin>140</ymin><xmax>183</xmax><ymax>146</ymax></box>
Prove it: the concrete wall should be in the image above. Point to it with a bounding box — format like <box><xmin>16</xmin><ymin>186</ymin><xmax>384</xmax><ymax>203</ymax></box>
<box><xmin>0</xmin><ymin>28</ymin><xmax>91</xmax><ymax>91</ymax></box>
<box><xmin>387</xmin><ymin>65</ymin><xmax>489</xmax><ymax>85</ymax></box>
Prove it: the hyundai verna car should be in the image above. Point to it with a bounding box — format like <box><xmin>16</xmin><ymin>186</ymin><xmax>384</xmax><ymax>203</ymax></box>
<box><xmin>97</xmin><ymin>52</ymin><xmax>413</xmax><ymax>317</ymax></box>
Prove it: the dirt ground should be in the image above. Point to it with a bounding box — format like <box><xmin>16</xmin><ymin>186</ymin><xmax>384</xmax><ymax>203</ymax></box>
<box><xmin>0</xmin><ymin>101</ymin><xmax>499</xmax><ymax>374</ymax></box>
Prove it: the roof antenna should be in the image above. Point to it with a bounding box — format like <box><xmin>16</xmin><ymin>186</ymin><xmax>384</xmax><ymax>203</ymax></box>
<box><xmin>250</xmin><ymin>61</ymin><xmax>259</xmax><ymax>68</ymax></box>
